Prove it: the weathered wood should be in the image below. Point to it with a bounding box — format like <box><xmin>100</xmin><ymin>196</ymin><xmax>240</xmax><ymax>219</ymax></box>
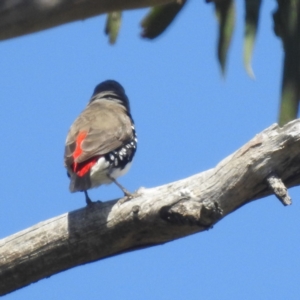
<box><xmin>0</xmin><ymin>0</ymin><xmax>172</xmax><ymax>40</ymax></box>
<box><xmin>1</xmin><ymin>119</ymin><xmax>300</xmax><ymax>295</ymax></box>
<box><xmin>267</xmin><ymin>173</ymin><xmax>292</xmax><ymax>206</ymax></box>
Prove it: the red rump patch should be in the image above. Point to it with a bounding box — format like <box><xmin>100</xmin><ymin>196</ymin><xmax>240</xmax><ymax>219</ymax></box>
<box><xmin>71</xmin><ymin>131</ymin><xmax>101</xmax><ymax>177</ymax></box>
<box><xmin>73</xmin><ymin>131</ymin><xmax>87</xmax><ymax>160</ymax></box>
<box><xmin>72</xmin><ymin>156</ymin><xmax>100</xmax><ymax>177</ymax></box>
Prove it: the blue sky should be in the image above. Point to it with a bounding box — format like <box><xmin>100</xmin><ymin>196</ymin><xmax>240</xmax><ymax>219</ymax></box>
<box><xmin>1</xmin><ymin>1</ymin><xmax>299</xmax><ymax>299</ymax></box>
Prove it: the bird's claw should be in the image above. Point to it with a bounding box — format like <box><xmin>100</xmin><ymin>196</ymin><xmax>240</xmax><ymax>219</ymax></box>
<box><xmin>117</xmin><ymin>191</ymin><xmax>139</xmax><ymax>205</ymax></box>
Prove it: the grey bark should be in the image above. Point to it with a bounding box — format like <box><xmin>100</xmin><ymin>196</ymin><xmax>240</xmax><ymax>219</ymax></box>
<box><xmin>1</xmin><ymin>119</ymin><xmax>300</xmax><ymax>295</ymax></box>
<box><xmin>0</xmin><ymin>0</ymin><xmax>172</xmax><ymax>40</ymax></box>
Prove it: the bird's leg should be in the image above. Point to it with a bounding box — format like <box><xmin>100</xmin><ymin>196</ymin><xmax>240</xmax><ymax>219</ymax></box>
<box><xmin>107</xmin><ymin>174</ymin><xmax>133</xmax><ymax>198</ymax></box>
<box><xmin>84</xmin><ymin>190</ymin><xmax>93</xmax><ymax>206</ymax></box>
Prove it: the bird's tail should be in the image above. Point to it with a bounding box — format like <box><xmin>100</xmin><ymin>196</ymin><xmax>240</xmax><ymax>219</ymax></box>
<box><xmin>69</xmin><ymin>173</ymin><xmax>91</xmax><ymax>193</ymax></box>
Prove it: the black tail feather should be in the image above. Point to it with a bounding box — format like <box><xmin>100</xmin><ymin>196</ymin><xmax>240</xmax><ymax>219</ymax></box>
<box><xmin>69</xmin><ymin>173</ymin><xmax>91</xmax><ymax>192</ymax></box>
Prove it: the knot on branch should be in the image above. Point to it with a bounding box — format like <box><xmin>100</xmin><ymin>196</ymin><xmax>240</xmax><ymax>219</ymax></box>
<box><xmin>160</xmin><ymin>196</ymin><xmax>223</xmax><ymax>229</ymax></box>
<box><xmin>266</xmin><ymin>172</ymin><xmax>292</xmax><ymax>206</ymax></box>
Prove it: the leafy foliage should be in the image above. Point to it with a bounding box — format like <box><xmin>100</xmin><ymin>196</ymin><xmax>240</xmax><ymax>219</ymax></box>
<box><xmin>273</xmin><ymin>0</ymin><xmax>300</xmax><ymax>125</ymax></box>
<box><xmin>105</xmin><ymin>12</ymin><xmax>122</xmax><ymax>45</ymax></box>
<box><xmin>244</xmin><ymin>0</ymin><xmax>262</xmax><ymax>78</ymax></box>
<box><xmin>140</xmin><ymin>0</ymin><xmax>187</xmax><ymax>39</ymax></box>
<box><xmin>214</xmin><ymin>0</ymin><xmax>235</xmax><ymax>75</ymax></box>
<box><xmin>103</xmin><ymin>0</ymin><xmax>300</xmax><ymax>124</ymax></box>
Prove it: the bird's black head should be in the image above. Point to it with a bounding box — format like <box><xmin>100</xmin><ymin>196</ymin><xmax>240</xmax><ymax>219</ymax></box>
<box><xmin>93</xmin><ymin>80</ymin><xmax>125</xmax><ymax>95</ymax></box>
<box><xmin>90</xmin><ymin>80</ymin><xmax>130</xmax><ymax>111</ymax></box>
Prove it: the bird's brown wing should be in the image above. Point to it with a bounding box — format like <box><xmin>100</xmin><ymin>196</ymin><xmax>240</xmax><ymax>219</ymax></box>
<box><xmin>64</xmin><ymin>101</ymin><xmax>133</xmax><ymax>170</ymax></box>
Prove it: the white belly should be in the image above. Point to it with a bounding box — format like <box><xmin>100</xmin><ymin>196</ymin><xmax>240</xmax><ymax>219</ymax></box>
<box><xmin>110</xmin><ymin>161</ymin><xmax>132</xmax><ymax>179</ymax></box>
<box><xmin>89</xmin><ymin>157</ymin><xmax>132</xmax><ymax>188</ymax></box>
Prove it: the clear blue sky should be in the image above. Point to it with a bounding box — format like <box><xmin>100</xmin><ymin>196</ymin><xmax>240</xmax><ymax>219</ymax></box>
<box><xmin>1</xmin><ymin>1</ymin><xmax>299</xmax><ymax>299</ymax></box>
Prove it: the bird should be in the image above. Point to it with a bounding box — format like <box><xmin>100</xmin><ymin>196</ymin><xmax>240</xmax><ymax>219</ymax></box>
<box><xmin>64</xmin><ymin>80</ymin><xmax>137</xmax><ymax>205</ymax></box>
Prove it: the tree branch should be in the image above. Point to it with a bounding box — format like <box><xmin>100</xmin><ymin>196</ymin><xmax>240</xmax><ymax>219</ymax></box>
<box><xmin>0</xmin><ymin>0</ymin><xmax>173</xmax><ymax>41</ymax></box>
<box><xmin>1</xmin><ymin>119</ymin><xmax>300</xmax><ymax>295</ymax></box>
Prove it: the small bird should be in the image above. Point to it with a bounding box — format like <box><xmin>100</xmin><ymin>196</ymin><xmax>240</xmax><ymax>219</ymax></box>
<box><xmin>64</xmin><ymin>80</ymin><xmax>137</xmax><ymax>205</ymax></box>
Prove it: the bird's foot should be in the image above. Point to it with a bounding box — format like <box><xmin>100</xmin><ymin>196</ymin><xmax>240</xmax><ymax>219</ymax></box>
<box><xmin>108</xmin><ymin>175</ymin><xmax>135</xmax><ymax>204</ymax></box>
<box><xmin>123</xmin><ymin>189</ymin><xmax>133</xmax><ymax>198</ymax></box>
<box><xmin>86</xmin><ymin>199</ymin><xmax>103</xmax><ymax>207</ymax></box>
<box><xmin>117</xmin><ymin>191</ymin><xmax>139</xmax><ymax>205</ymax></box>
<box><xmin>117</xmin><ymin>197</ymin><xmax>131</xmax><ymax>205</ymax></box>
<box><xmin>84</xmin><ymin>190</ymin><xmax>102</xmax><ymax>207</ymax></box>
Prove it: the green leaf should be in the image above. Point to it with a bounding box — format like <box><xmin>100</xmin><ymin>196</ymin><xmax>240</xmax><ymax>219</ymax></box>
<box><xmin>276</xmin><ymin>0</ymin><xmax>300</xmax><ymax>125</ymax></box>
<box><xmin>105</xmin><ymin>11</ymin><xmax>122</xmax><ymax>45</ymax></box>
<box><xmin>243</xmin><ymin>0</ymin><xmax>262</xmax><ymax>78</ymax></box>
<box><xmin>279</xmin><ymin>84</ymin><xmax>299</xmax><ymax>126</ymax></box>
<box><xmin>141</xmin><ymin>0</ymin><xmax>187</xmax><ymax>39</ymax></box>
<box><xmin>215</xmin><ymin>0</ymin><xmax>235</xmax><ymax>76</ymax></box>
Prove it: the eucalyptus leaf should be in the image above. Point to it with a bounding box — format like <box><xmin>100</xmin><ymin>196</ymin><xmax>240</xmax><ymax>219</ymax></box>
<box><xmin>243</xmin><ymin>0</ymin><xmax>262</xmax><ymax>78</ymax></box>
<box><xmin>105</xmin><ymin>11</ymin><xmax>122</xmax><ymax>45</ymax></box>
<box><xmin>215</xmin><ymin>0</ymin><xmax>235</xmax><ymax>76</ymax></box>
<box><xmin>141</xmin><ymin>1</ymin><xmax>187</xmax><ymax>39</ymax></box>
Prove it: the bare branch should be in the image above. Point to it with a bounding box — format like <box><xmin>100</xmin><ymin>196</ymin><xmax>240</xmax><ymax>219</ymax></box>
<box><xmin>1</xmin><ymin>119</ymin><xmax>300</xmax><ymax>295</ymax></box>
<box><xmin>0</xmin><ymin>0</ymin><xmax>173</xmax><ymax>41</ymax></box>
